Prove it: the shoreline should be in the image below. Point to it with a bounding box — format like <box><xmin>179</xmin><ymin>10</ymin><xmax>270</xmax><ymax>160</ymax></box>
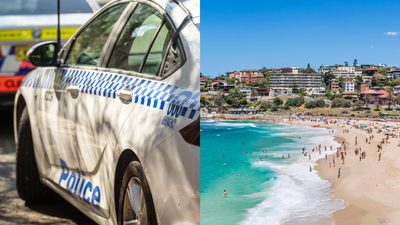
<box><xmin>202</xmin><ymin>115</ymin><xmax>400</xmax><ymax>224</ymax></box>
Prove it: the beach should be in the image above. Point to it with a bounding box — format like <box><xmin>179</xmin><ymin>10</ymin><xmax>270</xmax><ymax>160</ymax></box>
<box><xmin>299</xmin><ymin>119</ymin><xmax>400</xmax><ymax>225</ymax></box>
<box><xmin>202</xmin><ymin>114</ymin><xmax>400</xmax><ymax>224</ymax></box>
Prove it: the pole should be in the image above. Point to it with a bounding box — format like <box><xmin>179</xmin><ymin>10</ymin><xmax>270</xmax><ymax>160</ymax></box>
<box><xmin>57</xmin><ymin>0</ymin><xmax>61</xmax><ymax>51</ymax></box>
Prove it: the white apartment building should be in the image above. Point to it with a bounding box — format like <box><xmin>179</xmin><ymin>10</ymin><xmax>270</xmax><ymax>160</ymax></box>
<box><xmin>331</xmin><ymin>66</ymin><xmax>356</xmax><ymax>78</ymax></box>
<box><xmin>343</xmin><ymin>81</ymin><xmax>355</xmax><ymax>92</ymax></box>
<box><xmin>355</xmin><ymin>69</ymin><xmax>362</xmax><ymax>76</ymax></box>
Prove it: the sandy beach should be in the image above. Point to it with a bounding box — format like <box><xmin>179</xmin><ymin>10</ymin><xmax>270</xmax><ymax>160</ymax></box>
<box><xmin>296</xmin><ymin>119</ymin><xmax>400</xmax><ymax>224</ymax></box>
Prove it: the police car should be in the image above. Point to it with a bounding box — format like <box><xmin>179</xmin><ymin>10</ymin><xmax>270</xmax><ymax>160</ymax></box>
<box><xmin>13</xmin><ymin>0</ymin><xmax>200</xmax><ymax>224</ymax></box>
<box><xmin>0</xmin><ymin>0</ymin><xmax>100</xmax><ymax>107</ymax></box>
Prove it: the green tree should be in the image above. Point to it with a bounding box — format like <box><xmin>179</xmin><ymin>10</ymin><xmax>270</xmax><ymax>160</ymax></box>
<box><xmin>354</xmin><ymin>100</ymin><xmax>364</xmax><ymax>109</ymax></box>
<box><xmin>325</xmin><ymin>91</ymin><xmax>332</xmax><ymax>99</ymax></box>
<box><xmin>307</xmin><ymin>63</ymin><xmax>310</xmax><ymax>68</ymax></box>
<box><xmin>392</xmin><ymin>79</ymin><xmax>400</xmax><ymax>87</ymax></box>
<box><xmin>342</xmin><ymin>101</ymin><xmax>351</xmax><ymax>108</ymax></box>
<box><xmin>345</xmin><ymin>61</ymin><xmax>348</xmax><ymax>67</ymax></box>
<box><xmin>232</xmin><ymin>98</ymin><xmax>241</xmax><ymax>108</ymax></box>
<box><xmin>387</xmin><ymin>92</ymin><xmax>395</xmax><ymax>109</ymax></box>
<box><xmin>371</xmin><ymin>77</ymin><xmax>378</xmax><ymax>87</ymax></box>
<box><xmin>322</xmin><ymin>72</ymin><xmax>335</xmax><ymax>86</ymax></box>
<box><xmin>270</xmin><ymin>105</ymin><xmax>278</xmax><ymax>111</ymax></box>
<box><xmin>353</xmin><ymin>59</ymin><xmax>358</xmax><ymax>67</ymax></box>
<box><xmin>363</xmin><ymin>94</ymin><xmax>373</xmax><ymax>107</ymax></box>
<box><xmin>355</xmin><ymin>75</ymin><xmax>363</xmax><ymax>84</ymax></box>
<box><xmin>200</xmin><ymin>97</ymin><xmax>207</xmax><ymax>105</ymax></box>
<box><xmin>214</xmin><ymin>90</ymin><xmax>225</xmax><ymax>106</ymax></box>
<box><xmin>226</xmin><ymin>78</ymin><xmax>236</xmax><ymax>84</ymax></box>
<box><xmin>250</xmin><ymin>89</ymin><xmax>258</xmax><ymax>100</ymax></box>
<box><xmin>273</xmin><ymin>97</ymin><xmax>283</xmax><ymax>106</ymax></box>
<box><xmin>376</xmin><ymin>104</ymin><xmax>381</xmax><ymax>111</ymax></box>
<box><xmin>332</xmin><ymin>98</ymin><xmax>344</xmax><ymax>107</ymax></box>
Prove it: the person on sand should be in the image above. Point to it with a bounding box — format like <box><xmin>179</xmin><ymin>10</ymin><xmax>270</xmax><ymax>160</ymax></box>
<box><xmin>338</xmin><ymin>168</ymin><xmax>341</xmax><ymax>178</ymax></box>
<box><xmin>325</xmin><ymin>153</ymin><xmax>327</xmax><ymax>161</ymax></box>
<box><xmin>359</xmin><ymin>155</ymin><xmax>361</xmax><ymax>161</ymax></box>
<box><xmin>329</xmin><ymin>162</ymin><xmax>331</xmax><ymax>168</ymax></box>
<box><xmin>379</xmin><ymin>153</ymin><xmax>381</xmax><ymax>161</ymax></box>
<box><xmin>223</xmin><ymin>190</ymin><xmax>227</xmax><ymax>197</ymax></box>
<box><xmin>310</xmin><ymin>165</ymin><xmax>312</xmax><ymax>172</ymax></box>
<box><xmin>309</xmin><ymin>155</ymin><xmax>311</xmax><ymax>160</ymax></box>
<box><xmin>366</xmin><ymin>138</ymin><xmax>368</xmax><ymax>143</ymax></box>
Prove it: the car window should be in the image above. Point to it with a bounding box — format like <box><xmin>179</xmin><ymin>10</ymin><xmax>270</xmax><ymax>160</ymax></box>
<box><xmin>141</xmin><ymin>22</ymin><xmax>173</xmax><ymax>75</ymax></box>
<box><xmin>0</xmin><ymin>0</ymin><xmax>93</xmax><ymax>16</ymax></box>
<box><xmin>107</xmin><ymin>3</ymin><xmax>173</xmax><ymax>76</ymax></box>
<box><xmin>65</xmin><ymin>3</ymin><xmax>128</xmax><ymax>67</ymax></box>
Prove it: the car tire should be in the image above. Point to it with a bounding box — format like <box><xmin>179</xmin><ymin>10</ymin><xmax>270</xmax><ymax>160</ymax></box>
<box><xmin>117</xmin><ymin>161</ymin><xmax>157</xmax><ymax>225</ymax></box>
<box><xmin>16</xmin><ymin>107</ymin><xmax>60</xmax><ymax>202</ymax></box>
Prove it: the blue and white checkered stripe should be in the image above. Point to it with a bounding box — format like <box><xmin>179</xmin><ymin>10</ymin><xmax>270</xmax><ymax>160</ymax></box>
<box><xmin>21</xmin><ymin>68</ymin><xmax>200</xmax><ymax>119</ymax></box>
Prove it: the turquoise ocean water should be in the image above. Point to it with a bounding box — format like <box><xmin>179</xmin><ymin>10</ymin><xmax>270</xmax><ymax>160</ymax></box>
<box><xmin>200</xmin><ymin>119</ymin><xmax>347</xmax><ymax>225</ymax></box>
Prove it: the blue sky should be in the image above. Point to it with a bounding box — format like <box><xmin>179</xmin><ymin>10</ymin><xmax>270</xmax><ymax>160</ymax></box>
<box><xmin>201</xmin><ymin>0</ymin><xmax>400</xmax><ymax>77</ymax></box>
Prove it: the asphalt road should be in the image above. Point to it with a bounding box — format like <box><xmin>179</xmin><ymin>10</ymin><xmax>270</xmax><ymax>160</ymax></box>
<box><xmin>0</xmin><ymin>108</ymin><xmax>96</xmax><ymax>225</ymax></box>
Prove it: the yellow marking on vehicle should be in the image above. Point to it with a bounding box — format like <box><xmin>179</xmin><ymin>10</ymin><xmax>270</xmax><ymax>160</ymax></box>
<box><xmin>16</xmin><ymin>46</ymin><xmax>32</xmax><ymax>61</ymax></box>
<box><xmin>0</xmin><ymin>29</ymin><xmax>33</xmax><ymax>41</ymax></box>
<box><xmin>41</xmin><ymin>28</ymin><xmax>79</xmax><ymax>39</ymax></box>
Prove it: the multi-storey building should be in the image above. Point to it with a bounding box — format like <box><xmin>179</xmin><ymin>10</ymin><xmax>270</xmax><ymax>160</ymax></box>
<box><xmin>362</xmin><ymin>76</ymin><xmax>372</xmax><ymax>83</ymax></box>
<box><xmin>365</xmin><ymin>68</ymin><xmax>377</xmax><ymax>76</ymax></box>
<box><xmin>240</xmin><ymin>69</ymin><xmax>261</xmax><ymax>76</ymax></box>
<box><xmin>241</xmin><ymin>74</ymin><xmax>265</xmax><ymax>84</ymax></box>
<box><xmin>329</xmin><ymin>79</ymin><xmax>339</xmax><ymax>92</ymax></box>
<box><xmin>254</xmin><ymin>87</ymin><xmax>270</xmax><ymax>96</ymax></box>
<box><xmin>387</xmin><ymin>70</ymin><xmax>400</xmax><ymax>80</ymax></box>
<box><xmin>269</xmin><ymin>73</ymin><xmax>322</xmax><ymax>89</ymax></box>
<box><xmin>227</xmin><ymin>69</ymin><xmax>262</xmax><ymax>82</ymax></box>
<box><xmin>355</xmin><ymin>69</ymin><xmax>362</xmax><ymax>76</ymax></box>
<box><xmin>343</xmin><ymin>81</ymin><xmax>355</xmax><ymax>92</ymax></box>
<box><xmin>330</xmin><ymin>66</ymin><xmax>356</xmax><ymax>78</ymax></box>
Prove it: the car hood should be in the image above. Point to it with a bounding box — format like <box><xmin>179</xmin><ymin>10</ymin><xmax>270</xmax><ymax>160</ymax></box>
<box><xmin>0</xmin><ymin>13</ymin><xmax>93</xmax><ymax>30</ymax></box>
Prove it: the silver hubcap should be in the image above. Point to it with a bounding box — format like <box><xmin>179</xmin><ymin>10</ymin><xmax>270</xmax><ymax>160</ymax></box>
<box><xmin>123</xmin><ymin>177</ymin><xmax>148</xmax><ymax>225</ymax></box>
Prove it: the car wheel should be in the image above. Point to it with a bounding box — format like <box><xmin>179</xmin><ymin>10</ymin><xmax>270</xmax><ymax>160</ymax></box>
<box><xmin>16</xmin><ymin>107</ymin><xmax>60</xmax><ymax>202</ymax></box>
<box><xmin>118</xmin><ymin>161</ymin><xmax>157</xmax><ymax>225</ymax></box>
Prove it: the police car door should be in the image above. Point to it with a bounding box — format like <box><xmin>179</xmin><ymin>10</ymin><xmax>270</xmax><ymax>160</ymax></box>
<box><xmin>50</xmin><ymin>2</ymin><xmax>131</xmax><ymax>216</ymax></box>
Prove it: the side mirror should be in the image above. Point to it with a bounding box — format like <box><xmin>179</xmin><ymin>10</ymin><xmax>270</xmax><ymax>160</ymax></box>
<box><xmin>27</xmin><ymin>41</ymin><xmax>60</xmax><ymax>67</ymax></box>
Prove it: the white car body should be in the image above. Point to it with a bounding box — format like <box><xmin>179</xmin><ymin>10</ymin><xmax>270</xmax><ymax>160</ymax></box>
<box><xmin>14</xmin><ymin>0</ymin><xmax>200</xmax><ymax>224</ymax></box>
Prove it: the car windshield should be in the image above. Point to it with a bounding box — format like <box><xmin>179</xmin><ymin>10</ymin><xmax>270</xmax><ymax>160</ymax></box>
<box><xmin>0</xmin><ymin>0</ymin><xmax>93</xmax><ymax>16</ymax></box>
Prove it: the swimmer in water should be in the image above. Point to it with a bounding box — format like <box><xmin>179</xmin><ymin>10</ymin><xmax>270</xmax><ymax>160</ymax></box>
<box><xmin>223</xmin><ymin>190</ymin><xmax>227</xmax><ymax>197</ymax></box>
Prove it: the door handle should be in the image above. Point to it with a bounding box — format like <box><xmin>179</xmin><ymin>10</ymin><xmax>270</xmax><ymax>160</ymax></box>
<box><xmin>116</xmin><ymin>89</ymin><xmax>133</xmax><ymax>101</ymax></box>
<box><xmin>66</xmin><ymin>84</ymin><xmax>80</xmax><ymax>94</ymax></box>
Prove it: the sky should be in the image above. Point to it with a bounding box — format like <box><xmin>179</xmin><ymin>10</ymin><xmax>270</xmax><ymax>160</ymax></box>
<box><xmin>201</xmin><ymin>0</ymin><xmax>400</xmax><ymax>77</ymax></box>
